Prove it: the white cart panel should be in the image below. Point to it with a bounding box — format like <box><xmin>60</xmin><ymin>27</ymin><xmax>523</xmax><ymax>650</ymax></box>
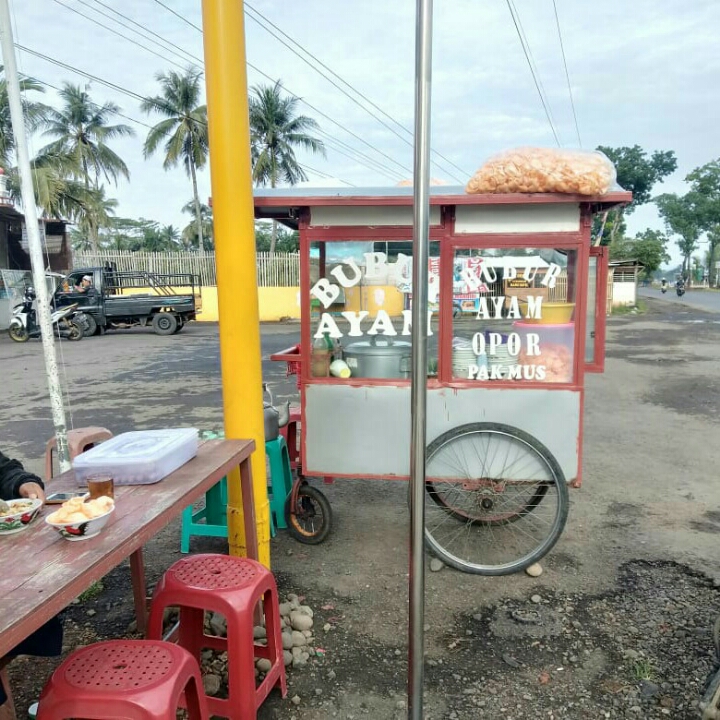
<box><xmin>304</xmin><ymin>384</ymin><xmax>581</xmax><ymax>481</ymax></box>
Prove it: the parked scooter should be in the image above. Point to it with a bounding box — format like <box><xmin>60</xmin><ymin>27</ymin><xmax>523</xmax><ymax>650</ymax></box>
<box><xmin>8</xmin><ymin>286</ymin><xmax>84</xmax><ymax>342</ymax></box>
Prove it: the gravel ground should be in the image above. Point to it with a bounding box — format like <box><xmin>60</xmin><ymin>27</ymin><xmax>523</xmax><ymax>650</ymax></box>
<box><xmin>4</xmin><ymin>300</ymin><xmax>720</xmax><ymax>719</ymax></box>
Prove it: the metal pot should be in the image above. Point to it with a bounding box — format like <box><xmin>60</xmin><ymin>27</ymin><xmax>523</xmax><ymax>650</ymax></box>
<box><xmin>344</xmin><ymin>336</ymin><xmax>412</xmax><ymax>379</ymax></box>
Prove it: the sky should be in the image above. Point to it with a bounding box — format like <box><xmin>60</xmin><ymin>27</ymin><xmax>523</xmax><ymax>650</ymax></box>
<box><xmin>9</xmin><ymin>0</ymin><xmax>720</xmax><ymax>266</ymax></box>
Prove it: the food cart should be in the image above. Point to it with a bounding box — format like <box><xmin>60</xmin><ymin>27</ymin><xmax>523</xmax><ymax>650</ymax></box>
<box><xmin>259</xmin><ymin>186</ymin><xmax>631</xmax><ymax>575</ymax></box>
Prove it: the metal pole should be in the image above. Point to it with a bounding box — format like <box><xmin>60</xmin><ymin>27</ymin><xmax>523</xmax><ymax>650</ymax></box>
<box><xmin>0</xmin><ymin>0</ymin><xmax>70</xmax><ymax>471</ymax></box>
<box><xmin>201</xmin><ymin>0</ymin><xmax>271</xmax><ymax>567</ymax></box>
<box><xmin>408</xmin><ymin>0</ymin><xmax>433</xmax><ymax>717</ymax></box>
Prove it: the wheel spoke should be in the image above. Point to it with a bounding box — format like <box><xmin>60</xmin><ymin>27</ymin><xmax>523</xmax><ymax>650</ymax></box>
<box><xmin>423</xmin><ymin>423</ymin><xmax>568</xmax><ymax>575</ymax></box>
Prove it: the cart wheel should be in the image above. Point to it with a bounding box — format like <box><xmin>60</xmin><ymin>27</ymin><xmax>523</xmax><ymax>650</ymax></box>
<box><xmin>423</xmin><ymin>422</ymin><xmax>569</xmax><ymax>576</ymax></box>
<box><xmin>285</xmin><ymin>484</ymin><xmax>332</xmax><ymax>545</ymax></box>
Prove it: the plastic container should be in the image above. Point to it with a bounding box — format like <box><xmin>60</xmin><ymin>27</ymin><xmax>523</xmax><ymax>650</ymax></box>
<box><xmin>513</xmin><ymin>322</ymin><xmax>574</xmax><ymax>383</ymax></box>
<box><xmin>73</xmin><ymin>428</ymin><xmax>199</xmax><ymax>485</ymax></box>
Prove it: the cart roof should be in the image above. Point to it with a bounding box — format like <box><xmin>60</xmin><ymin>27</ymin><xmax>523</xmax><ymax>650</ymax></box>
<box><xmin>253</xmin><ymin>185</ymin><xmax>632</xmax><ymax>228</ymax></box>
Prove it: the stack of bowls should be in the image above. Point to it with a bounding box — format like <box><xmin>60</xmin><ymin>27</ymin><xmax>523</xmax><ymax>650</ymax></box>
<box><xmin>452</xmin><ymin>338</ymin><xmax>481</xmax><ymax>378</ymax></box>
<box><xmin>485</xmin><ymin>331</ymin><xmax>514</xmax><ymax>376</ymax></box>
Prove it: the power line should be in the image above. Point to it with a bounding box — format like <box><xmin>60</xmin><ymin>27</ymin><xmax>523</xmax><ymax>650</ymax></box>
<box><xmin>552</xmin><ymin>0</ymin><xmax>582</xmax><ymax>147</ymax></box>
<box><xmin>244</xmin><ymin>4</ymin><xmax>466</xmax><ymax>183</ymax></box>
<box><xmin>510</xmin><ymin>1</ymin><xmax>560</xmax><ymax>135</ymax></box>
<box><xmin>87</xmin><ymin>0</ymin><xmax>202</xmax><ymax>69</ymax></box>
<box><xmin>151</xmin><ymin>0</ymin><xmax>202</xmax><ymax>32</ymax></box>
<box><xmin>148</xmin><ymin>0</ymin><xmax>414</xmax><ymax>177</ymax></box>
<box><xmin>504</xmin><ymin>0</ymin><xmax>561</xmax><ymax>147</ymax></box>
<box><xmin>246</xmin><ymin>1</ymin><xmax>473</xmax><ymax>179</ymax></box>
<box><xmin>49</xmin><ymin>0</ymin><xmax>190</xmax><ymax>73</ymax></box>
<box><xmin>17</xmin><ymin>46</ymin><xmax>361</xmax><ymax>187</ymax></box>
<box><xmin>36</xmin><ymin>75</ymin><xmax>154</xmax><ymax>130</ymax></box>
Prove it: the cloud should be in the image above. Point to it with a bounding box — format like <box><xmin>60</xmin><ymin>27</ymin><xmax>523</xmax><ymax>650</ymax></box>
<box><xmin>7</xmin><ymin>0</ymin><xmax>719</xmax><ymax>255</ymax></box>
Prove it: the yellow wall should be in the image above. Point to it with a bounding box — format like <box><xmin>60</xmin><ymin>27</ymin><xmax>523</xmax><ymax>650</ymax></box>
<box><xmin>119</xmin><ymin>285</ymin><xmax>300</xmax><ymax>322</ymax></box>
<box><xmin>119</xmin><ymin>285</ymin><xmax>404</xmax><ymax>322</ymax></box>
<box><xmin>343</xmin><ymin>285</ymin><xmax>405</xmax><ymax>316</ymax></box>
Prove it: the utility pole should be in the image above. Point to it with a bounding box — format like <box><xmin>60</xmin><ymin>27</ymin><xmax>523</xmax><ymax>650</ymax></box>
<box><xmin>201</xmin><ymin>0</ymin><xmax>270</xmax><ymax>566</ymax></box>
<box><xmin>0</xmin><ymin>0</ymin><xmax>70</xmax><ymax>470</ymax></box>
<box><xmin>408</xmin><ymin>0</ymin><xmax>433</xmax><ymax>717</ymax></box>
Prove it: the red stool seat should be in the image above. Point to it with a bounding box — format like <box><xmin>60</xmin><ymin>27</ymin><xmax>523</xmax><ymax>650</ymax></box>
<box><xmin>147</xmin><ymin>554</ymin><xmax>287</xmax><ymax>719</ymax></box>
<box><xmin>36</xmin><ymin>640</ymin><xmax>208</xmax><ymax>720</ymax></box>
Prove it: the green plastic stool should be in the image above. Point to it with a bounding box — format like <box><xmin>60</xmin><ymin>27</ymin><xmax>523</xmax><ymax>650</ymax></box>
<box><xmin>180</xmin><ymin>435</ymin><xmax>293</xmax><ymax>553</ymax></box>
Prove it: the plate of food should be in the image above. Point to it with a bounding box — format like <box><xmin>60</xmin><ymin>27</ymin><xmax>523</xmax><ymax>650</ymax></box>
<box><xmin>45</xmin><ymin>495</ymin><xmax>115</xmax><ymax>541</ymax></box>
<box><xmin>0</xmin><ymin>498</ymin><xmax>43</xmax><ymax>536</ymax></box>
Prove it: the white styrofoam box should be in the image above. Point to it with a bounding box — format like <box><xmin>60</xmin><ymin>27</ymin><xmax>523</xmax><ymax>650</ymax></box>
<box><xmin>73</xmin><ymin>428</ymin><xmax>199</xmax><ymax>485</ymax></box>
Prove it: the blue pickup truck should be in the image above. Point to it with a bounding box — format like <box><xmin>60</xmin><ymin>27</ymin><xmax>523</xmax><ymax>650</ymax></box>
<box><xmin>53</xmin><ymin>265</ymin><xmax>201</xmax><ymax>336</ymax></box>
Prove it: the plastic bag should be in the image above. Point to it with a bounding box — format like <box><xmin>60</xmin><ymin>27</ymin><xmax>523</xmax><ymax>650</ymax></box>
<box><xmin>465</xmin><ymin>147</ymin><xmax>616</xmax><ymax>195</ymax></box>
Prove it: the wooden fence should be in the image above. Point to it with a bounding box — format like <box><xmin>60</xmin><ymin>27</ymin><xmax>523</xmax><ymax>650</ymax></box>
<box><xmin>72</xmin><ymin>250</ymin><xmax>301</xmax><ymax>288</ymax></box>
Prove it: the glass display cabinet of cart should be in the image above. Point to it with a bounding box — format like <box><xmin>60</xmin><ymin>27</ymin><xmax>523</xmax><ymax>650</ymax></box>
<box><xmin>259</xmin><ymin>186</ymin><xmax>631</xmax><ymax>575</ymax></box>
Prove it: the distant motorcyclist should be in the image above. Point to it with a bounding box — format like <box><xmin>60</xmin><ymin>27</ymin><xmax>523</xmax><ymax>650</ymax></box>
<box><xmin>661</xmin><ymin>278</ymin><xmax>668</xmax><ymax>293</ymax></box>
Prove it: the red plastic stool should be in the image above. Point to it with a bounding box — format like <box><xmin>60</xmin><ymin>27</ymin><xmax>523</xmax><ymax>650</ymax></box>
<box><xmin>147</xmin><ymin>554</ymin><xmax>287</xmax><ymax>719</ymax></box>
<box><xmin>36</xmin><ymin>640</ymin><xmax>209</xmax><ymax>720</ymax></box>
<box><xmin>45</xmin><ymin>426</ymin><xmax>113</xmax><ymax>480</ymax></box>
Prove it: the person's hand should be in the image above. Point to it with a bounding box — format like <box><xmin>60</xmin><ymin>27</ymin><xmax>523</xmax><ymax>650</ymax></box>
<box><xmin>18</xmin><ymin>482</ymin><xmax>46</xmax><ymax>502</ymax></box>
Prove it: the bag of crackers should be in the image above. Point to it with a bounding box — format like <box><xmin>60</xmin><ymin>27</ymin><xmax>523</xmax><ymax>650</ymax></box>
<box><xmin>465</xmin><ymin>147</ymin><xmax>616</xmax><ymax>195</ymax></box>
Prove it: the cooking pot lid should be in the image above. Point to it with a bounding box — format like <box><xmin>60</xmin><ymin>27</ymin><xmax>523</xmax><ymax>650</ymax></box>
<box><xmin>345</xmin><ymin>337</ymin><xmax>411</xmax><ymax>355</ymax></box>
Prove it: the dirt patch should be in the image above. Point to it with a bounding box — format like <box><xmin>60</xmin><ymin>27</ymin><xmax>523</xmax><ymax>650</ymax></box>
<box><xmin>642</xmin><ymin>376</ymin><xmax>720</xmax><ymax>421</ymax></box>
<box><xmin>9</xmin><ymin>556</ymin><xmax>720</xmax><ymax>720</ymax></box>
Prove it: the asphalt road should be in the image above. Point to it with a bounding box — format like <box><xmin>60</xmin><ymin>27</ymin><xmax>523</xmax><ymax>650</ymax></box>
<box><xmin>4</xmin><ymin>305</ymin><xmax>720</xmax><ymax>718</ymax></box>
<box><xmin>639</xmin><ymin>285</ymin><xmax>720</xmax><ymax>313</ymax></box>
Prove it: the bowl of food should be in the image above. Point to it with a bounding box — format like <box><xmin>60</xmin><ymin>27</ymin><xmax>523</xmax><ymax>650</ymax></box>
<box><xmin>0</xmin><ymin>498</ymin><xmax>43</xmax><ymax>535</ymax></box>
<box><xmin>45</xmin><ymin>495</ymin><xmax>115</xmax><ymax>541</ymax></box>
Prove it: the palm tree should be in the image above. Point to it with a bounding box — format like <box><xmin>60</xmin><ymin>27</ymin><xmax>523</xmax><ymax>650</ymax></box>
<box><xmin>141</xmin><ymin>68</ymin><xmax>209</xmax><ymax>249</ymax></box>
<box><xmin>0</xmin><ymin>66</ymin><xmax>50</xmax><ymax>167</ymax></box>
<box><xmin>40</xmin><ymin>82</ymin><xmax>133</xmax><ymax>250</ymax></box>
<box><xmin>181</xmin><ymin>199</ymin><xmax>213</xmax><ymax>251</ymax></box>
<box><xmin>249</xmin><ymin>80</ymin><xmax>325</xmax><ymax>253</ymax></box>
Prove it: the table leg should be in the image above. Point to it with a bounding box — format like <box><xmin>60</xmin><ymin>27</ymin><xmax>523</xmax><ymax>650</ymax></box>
<box><xmin>239</xmin><ymin>458</ymin><xmax>259</xmax><ymax>561</ymax></box>
<box><xmin>129</xmin><ymin>549</ymin><xmax>147</xmax><ymax>634</ymax></box>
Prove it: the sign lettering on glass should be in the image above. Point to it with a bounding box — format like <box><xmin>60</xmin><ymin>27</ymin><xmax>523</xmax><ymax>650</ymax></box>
<box><xmin>309</xmin><ymin>252</ymin><xmax>570</xmax><ymax>383</ymax></box>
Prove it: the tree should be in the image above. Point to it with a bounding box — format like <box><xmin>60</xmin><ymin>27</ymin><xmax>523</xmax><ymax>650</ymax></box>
<box><xmin>40</xmin><ymin>82</ymin><xmax>133</xmax><ymax>250</ymax></box>
<box><xmin>656</xmin><ymin>192</ymin><xmax>701</xmax><ymax>279</ymax></box>
<box><xmin>594</xmin><ymin>145</ymin><xmax>677</xmax><ymax>244</ymax></box>
<box><xmin>610</xmin><ymin>228</ymin><xmax>670</xmax><ymax>280</ymax></box>
<box><xmin>684</xmin><ymin>160</ymin><xmax>720</xmax><ymax>285</ymax></box>
<box><xmin>181</xmin><ymin>200</ymin><xmax>213</xmax><ymax>251</ymax></box>
<box><xmin>254</xmin><ymin>222</ymin><xmax>298</xmax><ymax>253</ymax></box>
<box><xmin>141</xmin><ymin>68</ymin><xmax>209</xmax><ymax>250</ymax></box>
<box><xmin>249</xmin><ymin>80</ymin><xmax>325</xmax><ymax>253</ymax></box>
<box><xmin>0</xmin><ymin>66</ymin><xmax>50</xmax><ymax>167</ymax></box>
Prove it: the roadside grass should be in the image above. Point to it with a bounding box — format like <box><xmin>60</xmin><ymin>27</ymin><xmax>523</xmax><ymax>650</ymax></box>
<box><xmin>631</xmin><ymin>658</ymin><xmax>656</xmax><ymax>681</ymax></box>
<box><xmin>612</xmin><ymin>299</ymin><xmax>648</xmax><ymax>316</ymax></box>
<box><xmin>78</xmin><ymin>580</ymin><xmax>104</xmax><ymax>602</ymax></box>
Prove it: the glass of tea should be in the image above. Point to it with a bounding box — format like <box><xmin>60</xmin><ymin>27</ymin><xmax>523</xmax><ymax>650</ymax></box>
<box><xmin>86</xmin><ymin>475</ymin><xmax>114</xmax><ymax>500</ymax></box>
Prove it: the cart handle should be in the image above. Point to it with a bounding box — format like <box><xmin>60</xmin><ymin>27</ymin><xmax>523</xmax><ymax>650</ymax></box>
<box><xmin>270</xmin><ymin>344</ymin><xmax>302</xmax><ymax>362</ymax></box>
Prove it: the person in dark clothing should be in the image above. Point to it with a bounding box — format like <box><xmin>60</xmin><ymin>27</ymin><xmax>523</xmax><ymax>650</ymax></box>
<box><xmin>0</xmin><ymin>452</ymin><xmax>63</xmax><ymax>719</ymax></box>
<box><xmin>0</xmin><ymin>451</ymin><xmax>46</xmax><ymax>502</ymax></box>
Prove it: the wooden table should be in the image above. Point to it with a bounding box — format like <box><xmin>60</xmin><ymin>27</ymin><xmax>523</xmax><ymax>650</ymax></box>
<box><xmin>0</xmin><ymin>439</ymin><xmax>256</xmax><ymax>657</ymax></box>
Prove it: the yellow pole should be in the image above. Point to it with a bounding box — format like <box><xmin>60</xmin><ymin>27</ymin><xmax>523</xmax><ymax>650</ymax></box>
<box><xmin>201</xmin><ymin>0</ymin><xmax>270</xmax><ymax>567</ymax></box>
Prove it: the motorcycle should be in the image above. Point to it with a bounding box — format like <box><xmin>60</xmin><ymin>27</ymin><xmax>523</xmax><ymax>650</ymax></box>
<box><xmin>676</xmin><ymin>282</ymin><xmax>686</xmax><ymax>297</ymax></box>
<box><xmin>661</xmin><ymin>281</ymin><xmax>668</xmax><ymax>294</ymax></box>
<box><xmin>8</xmin><ymin>286</ymin><xmax>84</xmax><ymax>343</ymax></box>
